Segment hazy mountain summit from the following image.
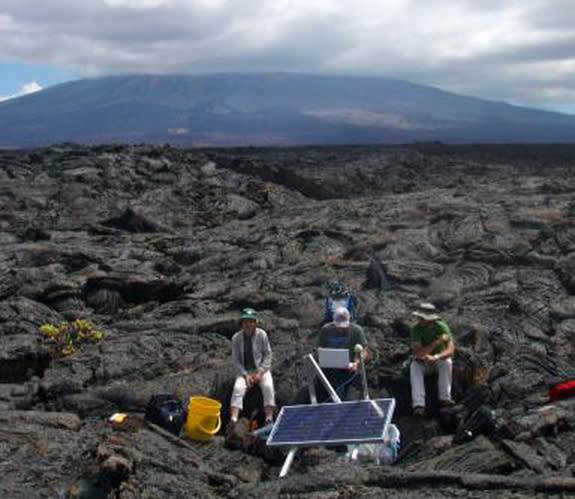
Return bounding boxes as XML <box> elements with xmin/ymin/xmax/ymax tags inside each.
<box><xmin>1</xmin><ymin>73</ymin><xmax>574</xmax><ymax>148</ymax></box>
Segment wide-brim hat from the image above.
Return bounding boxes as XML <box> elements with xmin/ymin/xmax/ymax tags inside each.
<box><xmin>412</xmin><ymin>302</ymin><xmax>440</xmax><ymax>321</ymax></box>
<box><xmin>240</xmin><ymin>308</ymin><xmax>258</xmax><ymax>321</ymax></box>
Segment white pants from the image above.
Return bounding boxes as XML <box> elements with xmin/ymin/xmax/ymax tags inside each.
<box><xmin>410</xmin><ymin>358</ymin><xmax>452</xmax><ymax>408</ymax></box>
<box><xmin>231</xmin><ymin>371</ymin><xmax>275</xmax><ymax>410</ymax></box>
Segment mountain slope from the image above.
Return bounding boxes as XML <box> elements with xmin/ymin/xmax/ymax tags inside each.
<box><xmin>1</xmin><ymin>73</ymin><xmax>574</xmax><ymax>147</ymax></box>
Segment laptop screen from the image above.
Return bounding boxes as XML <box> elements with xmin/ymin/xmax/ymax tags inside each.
<box><xmin>318</xmin><ymin>348</ymin><xmax>350</xmax><ymax>369</ymax></box>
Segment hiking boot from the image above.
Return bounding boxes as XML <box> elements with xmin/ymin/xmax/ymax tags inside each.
<box><xmin>413</xmin><ymin>406</ymin><xmax>425</xmax><ymax>417</ymax></box>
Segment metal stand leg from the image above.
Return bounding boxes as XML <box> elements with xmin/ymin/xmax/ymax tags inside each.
<box><xmin>279</xmin><ymin>447</ymin><xmax>297</xmax><ymax>478</ymax></box>
<box><xmin>307</xmin><ymin>373</ymin><xmax>317</xmax><ymax>405</ymax></box>
<box><xmin>359</xmin><ymin>356</ymin><xmax>369</xmax><ymax>400</ymax></box>
<box><xmin>350</xmin><ymin>345</ymin><xmax>370</xmax><ymax>461</ymax></box>
<box><xmin>306</xmin><ymin>354</ymin><xmax>342</xmax><ymax>403</ymax></box>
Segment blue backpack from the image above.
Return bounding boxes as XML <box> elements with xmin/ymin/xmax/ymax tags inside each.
<box><xmin>323</xmin><ymin>282</ymin><xmax>357</xmax><ymax>323</ymax></box>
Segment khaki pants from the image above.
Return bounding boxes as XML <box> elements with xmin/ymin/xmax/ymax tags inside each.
<box><xmin>410</xmin><ymin>358</ymin><xmax>452</xmax><ymax>408</ymax></box>
<box><xmin>231</xmin><ymin>371</ymin><xmax>275</xmax><ymax>410</ymax></box>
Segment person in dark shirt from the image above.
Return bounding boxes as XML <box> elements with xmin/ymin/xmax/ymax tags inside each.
<box><xmin>316</xmin><ymin>307</ymin><xmax>369</xmax><ymax>401</ymax></box>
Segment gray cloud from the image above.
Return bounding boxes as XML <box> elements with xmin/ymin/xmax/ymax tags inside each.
<box><xmin>522</xmin><ymin>0</ymin><xmax>575</xmax><ymax>30</ymax></box>
<box><xmin>1</xmin><ymin>0</ymin><xmax>574</xmax><ymax>113</ymax></box>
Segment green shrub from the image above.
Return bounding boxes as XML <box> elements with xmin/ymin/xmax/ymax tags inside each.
<box><xmin>39</xmin><ymin>319</ymin><xmax>104</xmax><ymax>357</ymax></box>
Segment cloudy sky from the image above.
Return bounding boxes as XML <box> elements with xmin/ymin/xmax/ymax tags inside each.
<box><xmin>1</xmin><ymin>0</ymin><xmax>574</xmax><ymax>113</ymax></box>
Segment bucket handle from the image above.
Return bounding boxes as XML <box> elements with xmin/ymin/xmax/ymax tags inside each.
<box><xmin>197</xmin><ymin>415</ymin><xmax>221</xmax><ymax>436</ymax></box>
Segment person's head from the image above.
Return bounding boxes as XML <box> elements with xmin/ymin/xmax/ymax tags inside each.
<box><xmin>333</xmin><ymin>306</ymin><xmax>351</xmax><ymax>327</ymax></box>
<box><xmin>412</xmin><ymin>302</ymin><xmax>440</xmax><ymax>324</ymax></box>
<box><xmin>240</xmin><ymin>307</ymin><xmax>258</xmax><ymax>335</ymax></box>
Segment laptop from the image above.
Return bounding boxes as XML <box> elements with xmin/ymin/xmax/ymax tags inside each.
<box><xmin>317</xmin><ymin>348</ymin><xmax>350</xmax><ymax>369</ymax></box>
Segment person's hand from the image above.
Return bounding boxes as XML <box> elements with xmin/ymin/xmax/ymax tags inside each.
<box><xmin>245</xmin><ymin>374</ymin><xmax>254</xmax><ymax>387</ymax></box>
<box><xmin>348</xmin><ymin>361</ymin><xmax>359</xmax><ymax>372</ymax></box>
<box><xmin>252</xmin><ymin>372</ymin><xmax>263</xmax><ymax>385</ymax></box>
<box><xmin>423</xmin><ymin>354</ymin><xmax>437</xmax><ymax>364</ymax></box>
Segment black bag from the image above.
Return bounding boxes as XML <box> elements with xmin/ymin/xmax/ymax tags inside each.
<box><xmin>145</xmin><ymin>394</ymin><xmax>187</xmax><ymax>435</ymax></box>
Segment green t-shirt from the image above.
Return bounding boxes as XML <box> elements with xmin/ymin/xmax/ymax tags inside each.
<box><xmin>409</xmin><ymin>320</ymin><xmax>452</xmax><ymax>354</ymax></box>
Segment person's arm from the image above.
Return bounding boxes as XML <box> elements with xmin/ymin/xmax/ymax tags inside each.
<box><xmin>434</xmin><ymin>339</ymin><xmax>455</xmax><ymax>361</ymax></box>
<box><xmin>410</xmin><ymin>325</ymin><xmax>428</xmax><ymax>358</ymax></box>
<box><xmin>348</xmin><ymin>326</ymin><xmax>369</xmax><ymax>371</ymax></box>
<box><xmin>257</xmin><ymin>330</ymin><xmax>273</xmax><ymax>375</ymax></box>
<box><xmin>431</xmin><ymin>322</ymin><xmax>454</xmax><ymax>361</ymax></box>
<box><xmin>411</xmin><ymin>338</ymin><xmax>443</xmax><ymax>359</ymax></box>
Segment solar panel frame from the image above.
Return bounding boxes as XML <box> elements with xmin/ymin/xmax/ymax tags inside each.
<box><xmin>266</xmin><ymin>398</ymin><xmax>396</xmax><ymax>447</ymax></box>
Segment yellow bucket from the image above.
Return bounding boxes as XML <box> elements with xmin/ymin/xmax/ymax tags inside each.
<box><xmin>184</xmin><ymin>397</ymin><xmax>222</xmax><ymax>441</ymax></box>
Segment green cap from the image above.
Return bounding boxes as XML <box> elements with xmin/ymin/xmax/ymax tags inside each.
<box><xmin>240</xmin><ymin>308</ymin><xmax>258</xmax><ymax>321</ymax></box>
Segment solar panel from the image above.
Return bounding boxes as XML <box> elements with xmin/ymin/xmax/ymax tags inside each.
<box><xmin>266</xmin><ymin>398</ymin><xmax>395</xmax><ymax>447</ymax></box>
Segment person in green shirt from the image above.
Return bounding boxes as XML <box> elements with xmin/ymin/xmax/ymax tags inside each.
<box><xmin>409</xmin><ymin>302</ymin><xmax>455</xmax><ymax>416</ymax></box>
